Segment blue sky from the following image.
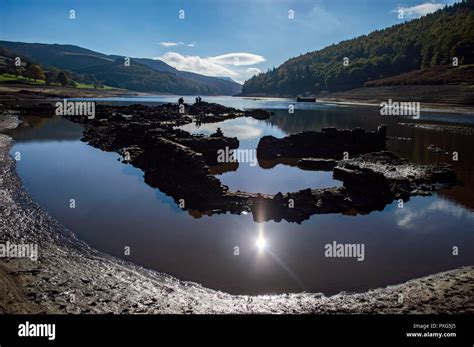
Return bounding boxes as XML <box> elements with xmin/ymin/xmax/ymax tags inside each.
<box><xmin>0</xmin><ymin>0</ymin><xmax>459</xmax><ymax>83</ymax></box>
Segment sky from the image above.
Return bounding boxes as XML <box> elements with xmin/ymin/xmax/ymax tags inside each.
<box><xmin>0</xmin><ymin>0</ymin><xmax>460</xmax><ymax>83</ymax></box>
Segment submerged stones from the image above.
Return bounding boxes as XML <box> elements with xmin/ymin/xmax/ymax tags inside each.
<box><xmin>236</xmin><ymin>151</ymin><xmax>456</xmax><ymax>223</ymax></box>
<box><xmin>58</xmin><ymin>101</ymin><xmax>456</xmax><ymax>224</ymax></box>
<box><xmin>427</xmin><ymin>144</ymin><xmax>448</xmax><ymax>154</ymax></box>
<box><xmin>399</xmin><ymin>122</ymin><xmax>474</xmax><ymax>136</ymax></box>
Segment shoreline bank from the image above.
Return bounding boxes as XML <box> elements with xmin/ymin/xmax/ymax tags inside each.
<box><xmin>316</xmin><ymin>98</ymin><xmax>474</xmax><ymax>116</ymax></box>
<box><xmin>240</xmin><ymin>84</ymin><xmax>474</xmax><ymax>115</ymax></box>
<box><xmin>0</xmin><ymin>110</ymin><xmax>473</xmax><ymax>314</ymax></box>
<box><xmin>2</xmin><ymin>83</ymin><xmax>474</xmax><ymax>116</ymax></box>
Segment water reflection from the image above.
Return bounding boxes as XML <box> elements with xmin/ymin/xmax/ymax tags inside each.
<box><xmin>256</xmin><ymin>225</ymin><xmax>267</xmax><ymax>252</ymax></box>
<box><xmin>185</xmin><ymin>118</ymin><xmax>264</xmax><ymax>140</ymax></box>
<box><xmin>180</xmin><ymin>117</ymin><xmax>342</xmax><ymax>194</ymax></box>
<box><xmin>180</xmin><ymin>108</ymin><xmax>474</xmax><ymax>210</ymax></box>
<box><xmin>7</xmin><ymin>101</ymin><xmax>474</xmax><ymax>295</ymax></box>
<box><xmin>6</xmin><ymin>115</ymin><xmax>83</xmax><ymax>142</ymax></box>
<box><xmin>396</xmin><ymin>198</ymin><xmax>474</xmax><ymax>230</ymax></box>
<box><xmin>263</xmin><ymin>108</ymin><xmax>474</xmax><ymax>211</ymax></box>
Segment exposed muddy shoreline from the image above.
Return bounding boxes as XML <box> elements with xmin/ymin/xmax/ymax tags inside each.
<box><xmin>2</xmin><ymin>82</ymin><xmax>474</xmax><ymax>115</ymax></box>
<box><xmin>317</xmin><ymin>85</ymin><xmax>474</xmax><ymax>114</ymax></box>
<box><xmin>0</xmin><ymin>83</ymin><xmax>146</xmax><ymax>101</ymax></box>
<box><xmin>1</xmin><ymin>109</ymin><xmax>473</xmax><ymax>314</ymax></box>
<box><xmin>240</xmin><ymin>84</ymin><xmax>474</xmax><ymax>115</ymax></box>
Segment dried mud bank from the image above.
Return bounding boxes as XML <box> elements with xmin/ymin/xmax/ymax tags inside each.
<box><xmin>317</xmin><ymin>85</ymin><xmax>474</xmax><ymax>115</ymax></box>
<box><xmin>0</xmin><ymin>109</ymin><xmax>473</xmax><ymax>314</ymax></box>
<box><xmin>0</xmin><ymin>83</ymin><xmax>142</xmax><ymax>101</ymax></box>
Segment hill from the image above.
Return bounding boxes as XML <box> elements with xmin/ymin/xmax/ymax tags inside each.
<box><xmin>0</xmin><ymin>41</ymin><xmax>241</xmax><ymax>95</ymax></box>
<box><xmin>133</xmin><ymin>57</ymin><xmax>241</xmax><ymax>94</ymax></box>
<box><xmin>74</xmin><ymin>60</ymin><xmax>216</xmax><ymax>94</ymax></box>
<box><xmin>241</xmin><ymin>1</ymin><xmax>474</xmax><ymax>96</ymax></box>
<box><xmin>363</xmin><ymin>64</ymin><xmax>474</xmax><ymax>87</ymax></box>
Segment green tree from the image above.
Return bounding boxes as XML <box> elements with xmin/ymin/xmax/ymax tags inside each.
<box><xmin>5</xmin><ymin>65</ymin><xmax>18</xmax><ymax>77</ymax></box>
<box><xmin>45</xmin><ymin>70</ymin><xmax>58</xmax><ymax>85</ymax></box>
<box><xmin>56</xmin><ymin>71</ymin><xmax>69</xmax><ymax>86</ymax></box>
<box><xmin>26</xmin><ymin>64</ymin><xmax>45</xmax><ymax>81</ymax></box>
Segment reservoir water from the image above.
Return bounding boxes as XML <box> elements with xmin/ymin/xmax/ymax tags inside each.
<box><xmin>8</xmin><ymin>96</ymin><xmax>474</xmax><ymax>295</ymax></box>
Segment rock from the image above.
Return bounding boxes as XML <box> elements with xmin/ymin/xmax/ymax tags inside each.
<box><xmin>63</xmin><ymin>104</ymin><xmax>455</xmax><ymax>223</ymax></box>
<box><xmin>257</xmin><ymin>126</ymin><xmax>387</xmax><ymax>160</ymax></box>
<box><xmin>297</xmin><ymin>158</ymin><xmax>338</xmax><ymax>171</ymax></box>
<box><xmin>427</xmin><ymin>144</ymin><xmax>447</xmax><ymax>153</ymax></box>
<box><xmin>188</xmin><ymin>101</ymin><xmax>240</xmax><ymax>117</ymax></box>
<box><xmin>15</xmin><ymin>103</ymin><xmax>55</xmax><ymax>117</ymax></box>
<box><xmin>399</xmin><ymin>122</ymin><xmax>474</xmax><ymax>136</ymax></box>
<box><xmin>210</xmin><ymin>127</ymin><xmax>224</xmax><ymax>137</ymax></box>
<box><xmin>244</xmin><ymin>109</ymin><xmax>271</xmax><ymax>120</ymax></box>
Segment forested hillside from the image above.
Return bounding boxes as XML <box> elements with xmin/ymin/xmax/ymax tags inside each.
<box><xmin>0</xmin><ymin>41</ymin><xmax>241</xmax><ymax>95</ymax></box>
<box><xmin>75</xmin><ymin>59</ymin><xmax>228</xmax><ymax>95</ymax></box>
<box><xmin>242</xmin><ymin>1</ymin><xmax>474</xmax><ymax>96</ymax></box>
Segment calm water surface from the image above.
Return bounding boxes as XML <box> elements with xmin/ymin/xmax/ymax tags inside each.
<box><xmin>8</xmin><ymin>96</ymin><xmax>474</xmax><ymax>295</ymax></box>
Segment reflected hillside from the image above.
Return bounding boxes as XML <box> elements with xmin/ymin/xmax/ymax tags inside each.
<box><xmin>7</xmin><ymin>115</ymin><xmax>84</xmax><ymax>142</ymax></box>
<box><xmin>263</xmin><ymin>108</ymin><xmax>381</xmax><ymax>134</ymax></box>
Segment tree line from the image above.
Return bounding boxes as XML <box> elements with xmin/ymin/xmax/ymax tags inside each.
<box><xmin>242</xmin><ymin>1</ymin><xmax>474</xmax><ymax>96</ymax></box>
<box><xmin>0</xmin><ymin>47</ymin><xmax>103</xmax><ymax>88</ymax></box>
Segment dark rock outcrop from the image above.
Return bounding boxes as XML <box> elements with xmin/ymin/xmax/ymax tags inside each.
<box><xmin>257</xmin><ymin>125</ymin><xmax>387</xmax><ymax>160</ymax></box>
<box><xmin>244</xmin><ymin>109</ymin><xmax>271</xmax><ymax>120</ymax></box>
<box><xmin>427</xmin><ymin>144</ymin><xmax>447</xmax><ymax>153</ymax></box>
<box><xmin>231</xmin><ymin>151</ymin><xmax>456</xmax><ymax>223</ymax></box>
<box><xmin>57</xmin><ymin>102</ymin><xmax>455</xmax><ymax>223</ymax></box>
<box><xmin>297</xmin><ymin>158</ymin><xmax>338</xmax><ymax>171</ymax></box>
<box><xmin>14</xmin><ymin>103</ymin><xmax>55</xmax><ymax>117</ymax></box>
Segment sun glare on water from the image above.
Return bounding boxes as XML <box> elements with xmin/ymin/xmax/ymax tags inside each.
<box><xmin>256</xmin><ymin>236</ymin><xmax>266</xmax><ymax>251</ymax></box>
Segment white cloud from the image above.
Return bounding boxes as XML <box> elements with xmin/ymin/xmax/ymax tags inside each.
<box><xmin>246</xmin><ymin>67</ymin><xmax>262</xmax><ymax>76</ymax></box>
<box><xmin>157</xmin><ymin>52</ymin><xmax>240</xmax><ymax>77</ymax></box>
<box><xmin>159</xmin><ymin>41</ymin><xmax>196</xmax><ymax>47</ymax></box>
<box><xmin>394</xmin><ymin>2</ymin><xmax>445</xmax><ymax>19</ymax></box>
<box><xmin>181</xmin><ymin>118</ymin><xmax>263</xmax><ymax>140</ymax></box>
<box><xmin>209</xmin><ymin>53</ymin><xmax>266</xmax><ymax>66</ymax></box>
<box><xmin>159</xmin><ymin>42</ymin><xmax>179</xmax><ymax>47</ymax></box>
<box><xmin>155</xmin><ymin>52</ymin><xmax>265</xmax><ymax>83</ymax></box>
<box><xmin>395</xmin><ymin>198</ymin><xmax>474</xmax><ymax>230</ymax></box>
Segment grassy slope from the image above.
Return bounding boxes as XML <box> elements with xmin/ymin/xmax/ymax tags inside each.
<box><xmin>0</xmin><ymin>41</ymin><xmax>242</xmax><ymax>95</ymax></box>
<box><xmin>0</xmin><ymin>73</ymin><xmax>119</xmax><ymax>90</ymax></box>
<box><xmin>0</xmin><ymin>73</ymin><xmax>45</xmax><ymax>84</ymax></box>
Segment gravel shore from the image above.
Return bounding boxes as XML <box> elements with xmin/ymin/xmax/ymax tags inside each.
<box><xmin>0</xmin><ymin>110</ymin><xmax>473</xmax><ymax>314</ymax></box>
<box><xmin>0</xmin><ymin>83</ymin><xmax>144</xmax><ymax>101</ymax></box>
